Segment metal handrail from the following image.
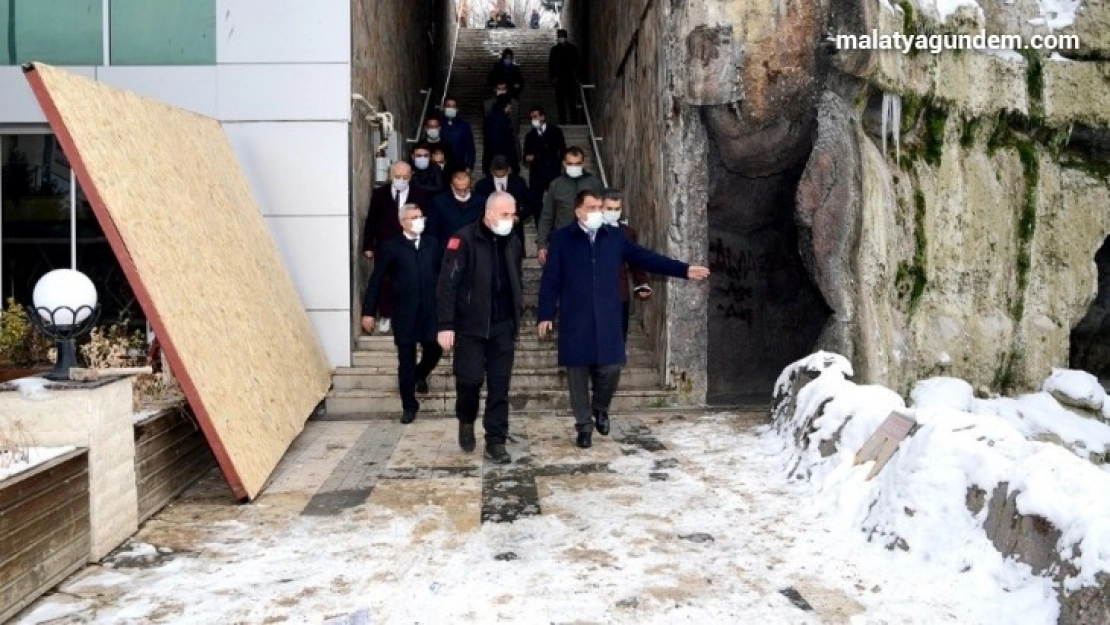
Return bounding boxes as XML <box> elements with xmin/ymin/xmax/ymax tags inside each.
<box><xmin>578</xmin><ymin>83</ymin><xmax>608</xmax><ymax>186</ymax></box>
<box><xmin>406</xmin><ymin>88</ymin><xmax>433</xmax><ymax>143</ymax></box>
<box><xmin>439</xmin><ymin>4</ymin><xmax>464</xmax><ymax>109</ymax></box>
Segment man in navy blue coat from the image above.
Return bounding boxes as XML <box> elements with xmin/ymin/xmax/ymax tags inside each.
<box><xmin>537</xmin><ymin>190</ymin><xmax>710</xmax><ymax>448</ymax></box>
<box><xmin>362</xmin><ymin>204</ymin><xmax>444</xmax><ymax>424</ymax></box>
<box><xmin>429</xmin><ymin>169</ymin><xmax>487</xmax><ymax>248</ymax></box>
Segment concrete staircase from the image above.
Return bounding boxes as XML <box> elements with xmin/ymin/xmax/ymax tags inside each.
<box><xmin>325</xmin><ymin>29</ymin><xmax>661</xmax><ymax>416</ymax></box>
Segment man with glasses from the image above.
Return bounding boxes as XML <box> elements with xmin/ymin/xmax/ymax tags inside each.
<box><xmin>536</xmin><ymin>146</ymin><xmax>600</xmax><ymax>265</ymax></box>
<box><xmin>537</xmin><ymin>190</ymin><xmax>710</xmax><ymax>448</ymax></box>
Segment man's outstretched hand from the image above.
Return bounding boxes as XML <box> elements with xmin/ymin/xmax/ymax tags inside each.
<box><xmin>687</xmin><ymin>266</ymin><xmax>710</xmax><ymax>280</ymax></box>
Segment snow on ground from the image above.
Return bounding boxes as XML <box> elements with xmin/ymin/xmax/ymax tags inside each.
<box><xmin>0</xmin><ymin>446</ymin><xmax>74</xmax><ymax>482</ymax></box>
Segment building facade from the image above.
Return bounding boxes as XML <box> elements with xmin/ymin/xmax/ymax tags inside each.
<box><xmin>1</xmin><ymin>0</ymin><xmax>354</xmax><ymax>367</ymax></box>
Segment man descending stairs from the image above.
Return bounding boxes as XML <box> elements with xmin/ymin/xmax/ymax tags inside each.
<box><xmin>326</xmin><ymin>28</ymin><xmax>676</xmax><ymax>416</ymax></box>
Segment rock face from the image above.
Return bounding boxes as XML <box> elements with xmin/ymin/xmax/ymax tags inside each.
<box><xmin>572</xmin><ymin>0</ymin><xmax>1110</xmax><ymax>402</ymax></box>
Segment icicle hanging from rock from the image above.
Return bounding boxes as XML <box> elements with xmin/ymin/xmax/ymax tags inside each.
<box><xmin>881</xmin><ymin>92</ymin><xmax>902</xmax><ymax>162</ymax></box>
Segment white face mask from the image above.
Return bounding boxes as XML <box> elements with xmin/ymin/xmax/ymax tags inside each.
<box><xmin>454</xmin><ymin>191</ymin><xmax>471</xmax><ymax>202</ymax></box>
<box><xmin>392</xmin><ymin>178</ymin><xmax>409</xmax><ymax>192</ymax></box>
<box><xmin>565</xmin><ymin>165</ymin><xmax>583</xmax><ymax>178</ymax></box>
<box><xmin>414</xmin><ymin>156</ymin><xmax>430</xmax><ymax>170</ymax></box>
<box><xmin>426</xmin><ymin>128</ymin><xmax>440</xmax><ymax>140</ymax></box>
<box><xmin>491</xmin><ymin>218</ymin><xmax>514</xmax><ymax>237</ymax></box>
<box><xmin>531</xmin><ymin>119</ymin><xmax>543</xmax><ymax>129</ymax></box>
<box><xmin>495</xmin><ymin>89</ymin><xmax>508</xmax><ymax>96</ymax></box>
<box><xmin>602</xmin><ymin>210</ymin><xmax>622</xmax><ymax>225</ymax></box>
<box><xmin>558</xmin><ymin>38</ymin><xmax>567</xmax><ymax>45</ymax></box>
<box><xmin>582</xmin><ymin>212</ymin><xmax>605</xmax><ymax>231</ymax></box>
<box><xmin>494</xmin><ymin>175</ymin><xmax>509</xmax><ymax>185</ymax></box>
<box><xmin>444</xmin><ymin>107</ymin><xmax>458</xmax><ymax>119</ymax></box>
<box><xmin>410</xmin><ymin>217</ymin><xmax>426</xmax><ymax>234</ymax></box>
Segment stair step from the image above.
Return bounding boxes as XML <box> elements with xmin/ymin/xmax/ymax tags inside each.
<box><xmin>355</xmin><ymin>333</ymin><xmax>653</xmax><ymax>351</ymax></box>
<box><xmin>324</xmin><ymin>387</ymin><xmax>677</xmax><ymax>415</ymax></box>
<box><xmin>349</xmin><ymin>347</ymin><xmax>656</xmax><ymax>369</ymax></box>
<box><xmin>331</xmin><ymin>366</ymin><xmax>660</xmax><ymax>390</ymax></box>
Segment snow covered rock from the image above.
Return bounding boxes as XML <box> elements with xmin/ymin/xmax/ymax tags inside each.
<box><xmin>1042</xmin><ymin>368</ymin><xmax>1106</xmax><ymax>413</ymax></box>
<box><xmin>909</xmin><ymin>377</ymin><xmax>975</xmax><ymax>412</ymax></box>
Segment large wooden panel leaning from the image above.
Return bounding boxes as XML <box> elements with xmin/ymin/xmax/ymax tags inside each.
<box><xmin>0</xmin><ymin>450</ymin><xmax>91</xmax><ymax>623</ymax></box>
<box><xmin>23</xmin><ymin>63</ymin><xmax>332</xmax><ymax>501</ymax></box>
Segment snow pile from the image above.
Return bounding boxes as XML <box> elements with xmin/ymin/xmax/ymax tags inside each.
<box><xmin>906</xmin><ymin>0</ymin><xmax>1080</xmax><ymax>29</ymax></box>
<box><xmin>0</xmin><ymin>446</ymin><xmax>74</xmax><ymax>482</ymax></box>
<box><xmin>9</xmin><ymin>377</ymin><xmax>51</xmax><ymax>401</ymax></box>
<box><xmin>773</xmin><ymin>353</ymin><xmax>1110</xmax><ymax>611</ymax></box>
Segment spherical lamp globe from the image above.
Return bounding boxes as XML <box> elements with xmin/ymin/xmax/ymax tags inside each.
<box><xmin>32</xmin><ymin>269</ymin><xmax>98</xmax><ymax>326</ymax></box>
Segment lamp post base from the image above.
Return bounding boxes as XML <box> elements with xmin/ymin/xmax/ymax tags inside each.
<box><xmin>42</xmin><ymin>339</ymin><xmax>79</xmax><ymax>382</ymax></box>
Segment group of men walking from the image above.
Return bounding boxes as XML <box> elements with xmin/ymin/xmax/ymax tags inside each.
<box><xmin>359</xmin><ymin>30</ymin><xmax>710</xmax><ymax>463</ymax></box>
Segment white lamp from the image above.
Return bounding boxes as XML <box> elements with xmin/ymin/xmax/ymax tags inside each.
<box><xmin>29</xmin><ymin>269</ymin><xmax>100</xmax><ymax>381</ymax></box>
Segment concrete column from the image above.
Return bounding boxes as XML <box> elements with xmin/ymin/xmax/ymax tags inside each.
<box><xmin>0</xmin><ymin>377</ymin><xmax>138</xmax><ymax>561</ymax></box>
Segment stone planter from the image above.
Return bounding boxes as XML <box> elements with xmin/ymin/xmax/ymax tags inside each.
<box><xmin>133</xmin><ymin>406</ymin><xmax>216</xmax><ymax>522</ymax></box>
<box><xmin>0</xmin><ymin>449</ymin><xmax>90</xmax><ymax>622</ymax></box>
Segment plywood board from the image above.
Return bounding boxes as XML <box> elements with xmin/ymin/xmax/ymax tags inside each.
<box><xmin>24</xmin><ymin>63</ymin><xmax>332</xmax><ymax>501</ymax></box>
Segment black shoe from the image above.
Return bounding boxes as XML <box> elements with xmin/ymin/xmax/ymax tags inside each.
<box><xmin>576</xmin><ymin>431</ymin><xmax>592</xmax><ymax>448</ymax></box>
<box><xmin>459</xmin><ymin>422</ymin><xmax>476</xmax><ymax>452</ymax></box>
<box><xmin>594</xmin><ymin>410</ymin><xmax>610</xmax><ymax>436</ymax></box>
<box><xmin>415</xmin><ymin>378</ymin><xmax>429</xmax><ymax>394</ymax></box>
<box><xmin>484</xmin><ymin>443</ymin><xmax>512</xmax><ymax>464</ymax></box>
<box><xmin>400</xmin><ymin>410</ymin><xmax>417</xmax><ymax>424</ymax></box>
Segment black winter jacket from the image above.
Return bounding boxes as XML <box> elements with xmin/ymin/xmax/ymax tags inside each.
<box><xmin>436</xmin><ymin>221</ymin><xmax>524</xmax><ymax>339</ymax></box>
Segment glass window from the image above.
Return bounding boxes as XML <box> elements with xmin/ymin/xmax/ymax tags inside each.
<box><xmin>0</xmin><ymin>0</ymin><xmax>104</xmax><ymax>66</ymax></box>
<box><xmin>110</xmin><ymin>0</ymin><xmax>216</xmax><ymax>66</ymax></box>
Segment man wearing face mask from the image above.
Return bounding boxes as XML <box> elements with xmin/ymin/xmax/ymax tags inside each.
<box><xmin>410</xmin><ymin>144</ymin><xmax>445</xmax><ymax>196</ymax></box>
<box><xmin>537</xmin><ymin>190</ymin><xmax>711</xmax><ymax>449</ymax></box>
<box><xmin>362</xmin><ymin>161</ymin><xmax>431</xmax><ymax>334</ymax></box>
<box><xmin>548</xmin><ymin>29</ymin><xmax>581</xmax><ymax>125</ymax></box>
<box><xmin>601</xmin><ymin>188</ymin><xmax>652</xmax><ymax>340</ymax></box>
<box><xmin>436</xmin><ymin>192</ymin><xmax>524</xmax><ymax>464</ymax></box>
<box><xmin>482</xmin><ymin>95</ymin><xmax>521</xmax><ymax>176</ymax></box>
<box><xmin>420</xmin><ymin>115</ymin><xmax>457</xmax><ymax>171</ymax></box>
<box><xmin>476</xmin><ymin>155</ymin><xmax>529</xmax><ymax>239</ymax></box>
<box><xmin>537</xmin><ymin>146</ymin><xmax>600</xmax><ymax>264</ymax></box>
<box><xmin>440</xmin><ymin>97</ymin><xmax>475</xmax><ymax>173</ymax></box>
<box><xmin>429</xmin><ymin>169</ymin><xmax>487</xmax><ymax>247</ymax></box>
<box><xmin>362</xmin><ymin>205</ymin><xmax>444</xmax><ymax>424</ymax></box>
<box><xmin>486</xmin><ymin>48</ymin><xmax>525</xmax><ymax>101</ymax></box>
<box><xmin>523</xmin><ymin>106</ymin><xmax>566</xmax><ymax>227</ymax></box>
<box><xmin>483</xmin><ymin>80</ymin><xmax>520</xmax><ymax>136</ymax></box>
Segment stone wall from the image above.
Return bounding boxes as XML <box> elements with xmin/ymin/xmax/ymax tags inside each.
<box><xmin>350</xmin><ymin>0</ymin><xmax>439</xmax><ymax>337</ymax></box>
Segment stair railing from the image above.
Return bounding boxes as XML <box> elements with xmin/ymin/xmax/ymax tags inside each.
<box><xmin>578</xmin><ymin>82</ymin><xmax>608</xmax><ymax>187</ymax></box>
<box><xmin>439</xmin><ymin>3</ymin><xmax>464</xmax><ymax>109</ymax></box>
<box><xmin>407</xmin><ymin>88</ymin><xmax>433</xmax><ymax>144</ymax></box>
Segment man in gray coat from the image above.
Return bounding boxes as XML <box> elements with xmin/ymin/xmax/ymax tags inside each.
<box><xmin>537</xmin><ymin>146</ymin><xmax>601</xmax><ymax>264</ymax></box>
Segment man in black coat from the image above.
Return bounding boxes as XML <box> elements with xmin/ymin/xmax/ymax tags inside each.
<box><xmin>548</xmin><ymin>29</ymin><xmax>581</xmax><ymax>124</ymax></box>
<box><xmin>522</xmin><ymin>106</ymin><xmax>566</xmax><ymax>227</ymax></box>
<box><xmin>361</xmin><ymin>162</ymin><xmax>431</xmax><ymax>334</ymax></box>
<box><xmin>487</xmin><ymin>48</ymin><xmax>525</xmax><ymax>100</ymax></box>
<box><xmin>436</xmin><ymin>192</ymin><xmax>524</xmax><ymax>464</ymax></box>
<box><xmin>362</xmin><ymin>204</ymin><xmax>444</xmax><ymax>424</ymax></box>
<box><xmin>475</xmin><ymin>155</ymin><xmax>529</xmax><ymax>242</ymax></box>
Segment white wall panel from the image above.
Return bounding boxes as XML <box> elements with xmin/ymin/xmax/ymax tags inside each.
<box><xmin>223</xmin><ymin>121</ymin><xmax>348</xmax><ymax>216</ymax></box>
<box><xmin>0</xmin><ymin>66</ymin><xmax>96</xmax><ymax>124</ymax></box>
<box><xmin>264</xmin><ymin>215</ymin><xmax>350</xmax><ymax>311</ymax></box>
<box><xmin>95</xmin><ymin>66</ymin><xmax>217</xmax><ymax>117</ymax></box>
<box><xmin>216</xmin><ymin>63</ymin><xmax>349</xmax><ymax>122</ymax></box>
<box><xmin>217</xmin><ymin>0</ymin><xmax>350</xmax><ymax>64</ymax></box>
<box><xmin>308</xmin><ymin>310</ymin><xmax>351</xmax><ymax>368</ymax></box>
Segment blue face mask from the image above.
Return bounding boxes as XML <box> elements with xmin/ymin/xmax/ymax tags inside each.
<box><xmin>503</xmin><ymin>58</ymin><xmax>513</xmax><ymax>66</ymax></box>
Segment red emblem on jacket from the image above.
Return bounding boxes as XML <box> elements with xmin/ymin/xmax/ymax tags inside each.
<box><xmin>447</xmin><ymin>237</ymin><xmax>461</xmax><ymax>250</ymax></box>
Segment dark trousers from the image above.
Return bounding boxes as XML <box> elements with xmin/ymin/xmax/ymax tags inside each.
<box><xmin>398</xmin><ymin>341</ymin><xmax>443</xmax><ymax>412</ymax></box>
<box><xmin>453</xmin><ymin>320</ymin><xmax>516</xmax><ymax>444</ymax></box>
<box><xmin>555</xmin><ymin>81</ymin><xmax>579</xmax><ymax>124</ymax></box>
<box><xmin>567</xmin><ymin>364</ymin><xmax>622</xmax><ymax>433</ymax></box>
<box><xmin>621</xmin><ymin>300</ymin><xmax>630</xmax><ymax>341</ymax></box>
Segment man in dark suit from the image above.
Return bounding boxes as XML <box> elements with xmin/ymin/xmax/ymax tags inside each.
<box><xmin>362</xmin><ymin>162</ymin><xmax>430</xmax><ymax>334</ymax></box>
<box><xmin>549</xmin><ymin>29</ymin><xmax>581</xmax><ymax>124</ymax></box>
<box><xmin>537</xmin><ymin>190</ymin><xmax>710</xmax><ymax>448</ymax></box>
<box><xmin>429</xmin><ymin>169</ymin><xmax>487</xmax><ymax>247</ymax></box>
<box><xmin>475</xmin><ymin>155</ymin><xmax>529</xmax><ymax>241</ymax></box>
<box><xmin>522</xmin><ymin>106</ymin><xmax>566</xmax><ymax>228</ymax></box>
<box><xmin>362</xmin><ymin>204</ymin><xmax>444</xmax><ymax>424</ymax></box>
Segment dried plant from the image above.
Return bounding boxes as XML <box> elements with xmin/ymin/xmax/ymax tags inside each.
<box><xmin>80</xmin><ymin>320</ymin><xmax>147</xmax><ymax>369</ymax></box>
<box><xmin>0</xmin><ymin>298</ymin><xmax>51</xmax><ymax>366</ymax></box>
<box><xmin>0</xmin><ymin>421</ymin><xmax>34</xmax><ymax>470</ymax></box>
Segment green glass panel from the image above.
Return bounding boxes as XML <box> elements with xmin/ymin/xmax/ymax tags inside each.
<box><xmin>0</xmin><ymin>0</ymin><xmax>104</xmax><ymax>66</ymax></box>
<box><xmin>110</xmin><ymin>0</ymin><xmax>215</xmax><ymax>65</ymax></box>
